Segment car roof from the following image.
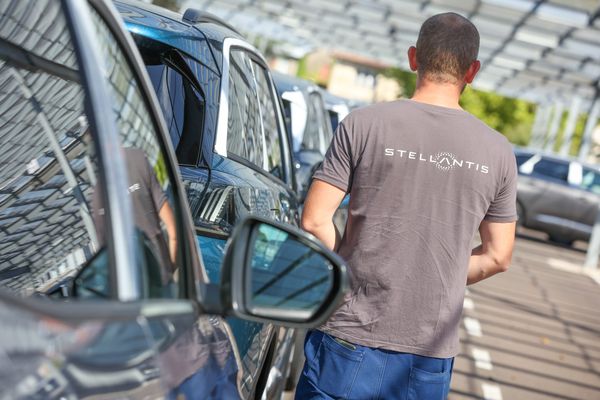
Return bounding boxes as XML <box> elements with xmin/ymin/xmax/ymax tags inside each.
<box><xmin>514</xmin><ymin>146</ymin><xmax>600</xmax><ymax>171</ymax></box>
<box><xmin>116</xmin><ymin>0</ymin><xmax>246</xmax><ymax>74</ymax></box>
<box><xmin>272</xmin><ymin>71</ymin><xmax>321</xmax><ymax>94</ymax></box>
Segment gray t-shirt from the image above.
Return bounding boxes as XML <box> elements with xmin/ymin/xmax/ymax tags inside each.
<box><xmin>314</xmin><ymin>99</ymin><xmax>517</xmax><ymax>358</ymax></box>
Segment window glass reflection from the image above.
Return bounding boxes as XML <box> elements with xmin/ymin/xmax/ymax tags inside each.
<box><xmin>227</xmin><ymin>50</ymin><xmax>263</xmax><ymax>168</ymax></box>
<box><xmin>302</xmin><ymin>93</ymin><xmax>321</xmax><ymax>152</ymax></box>
<box><xmin>0</xmin><ymin>0</ymin><xmax>104</xmax><ymax>298</ymax></box>
<box><xmin>196</xmin><ymin>235</ymin><xmax>226</xmax><ymax>283</ymax></box>
<box><xmin>250</xmin><ymin>224</ymin><xmax>332</xmax><ymax>313</ymax></box>
<box><xmin>532</xmin><ymin>159</ymin><xmax>569</xmax><ymax>182</ymax></box>
<box><xmin>252</xmin><ymin>62</ymin><xmax>283</xmax><ymax>180</ymax></box>
<box><xmin>89</xmin><ymin>8</ymin><xmax>182</xmax><ymax>298</ymax></box>
<box><xmin>141</xmin><ymin>47</ymin><xmax>204</xmax><ymax>166</ymax></box>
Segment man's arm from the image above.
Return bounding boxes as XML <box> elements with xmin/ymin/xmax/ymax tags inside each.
<box><xmin>301</xmin><ymin>180</ymin><xmax>347</xmax><ymax>251</ymax></box>
<box><xmin>467</xmin><ymin>220</ymin><xmax>515</xmax><ymax>285</ymax></box>
<box><xmin>159</xmin><ymin>201</ymin><xmax>177</xmax><ymax>265</ymax></box>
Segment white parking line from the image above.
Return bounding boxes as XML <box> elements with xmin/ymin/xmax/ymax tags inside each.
<box><xmin>463</xmin><ymin>317</ymin><xmax>482</xmax><ymax>337</ymax></box>
<box><xmin>463</xmin><ymin>297</ymin><xmax>475</xmax><ymax>310</ymax></box>
<box><xmin>481</xmin><ymin>383</ymin><xmax>503</xmax><ymax>400</ymax></box>
<box><xmin>471</xmin><ymin>347</ymin><xmax>493</xmax><ymax>370</ymax></box>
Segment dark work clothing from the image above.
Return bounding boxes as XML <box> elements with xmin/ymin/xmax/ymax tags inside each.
<box><xmin>313</xmin><ymin>100</ymin><xmax>517</xmax><ymax>358</ymax></box>
<box><xmin>92</xmin><ymin>147</ymin><xmax>172</xmax><ymax>284</ymax></box>
<box><xmin>295</xmin><ymin>330</ymin><xmax>453</xmax><ymax>399</ymax></box>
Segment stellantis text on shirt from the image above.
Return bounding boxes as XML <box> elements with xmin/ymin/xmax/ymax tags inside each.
<box><xmin>384</xmin><ymin>148</ymin><xmax>489</xmax><ymax>174</ymax></box>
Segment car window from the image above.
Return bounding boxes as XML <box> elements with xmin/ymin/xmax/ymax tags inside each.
<box><xmin>227</xmin><ymin>50</ymin><xmax>264</xmax><ymax>169</ymax></box>
<box><xmin>0</xmin><ymin>1</ymin><xmax>103</xmax><ymax>297</ymax></box>
<box><xmin>531</xmin><ymin>158</ymin><xmax>569</xmax><ymax>182</ymax></box>
<box><xmin>88</xmin><ymin>7</ymin><xmax>186</xmax><ymax>299</ymax></box>
<box><xmin>302</xmin><ymin>92</ymin><xmax>321</xmax><ymax>152</ymax></box>
<box><xmin>328</xmin><ymin>110</ymin><xmax>340</xmax><ymax>134</ymax></box>
<box><xmin>138</xmin><ymin>44</ymin><xmax>204</xmax><ymax>167</ymax></box>
<box><xmin>281</xmin><ymin>99</ymin><xmax>294</xmax><ymax>146</ymax></box>
<box><xmin>515</xmin><ymin>153</ymin><xmax>533</xmax><ymax>167</ymax></box>
<box><xmin>253</xmin><ymin>62</ymin><xmax>283</xmax><ymax>180</ymax></box>
<box><xmin>311</xmin><ymin>91</ymin><xmax>333</xmax><ymax>149</ymax></box>
<box><xmin>581</xmin><ymin>168</ymin><xmax>600</xmax><ymax>194</ymax></box>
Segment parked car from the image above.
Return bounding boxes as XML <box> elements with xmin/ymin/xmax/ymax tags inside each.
<box><xmin>322</xmin><ymin>91</ymin><xmax>350</xmax><ymax>133</ymax></box>
<box><xmin>0</xmin><ymin>1</ymin><xmax>347</xmax><ymax>399</ymax></box>
<box><xmin>273</xmin><ymin>72</ymin><xmax>334</xmax><ymax>200</ymax></box>
<box><xmin>515</xmin><ymin>148</ymin><xmax>600</xmax><ymax>245</ymax></box>
<box><xmin>117</xmin><ymin>1</ymin><xmax>311</xmax><ymax>396</ymax></box>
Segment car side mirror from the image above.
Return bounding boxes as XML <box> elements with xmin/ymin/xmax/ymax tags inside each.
<box><xmin>215</xmin><ymin>216</ymin><xmax>348</xmax><ymax>327</ymax></box>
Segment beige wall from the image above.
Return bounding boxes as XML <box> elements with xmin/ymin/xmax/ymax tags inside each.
<box><xmin>270</xmin><ymin>57</ymin><xmax>299</xmax><ymax>76</ymax></box>
<box><xmin>327</xmin><ymin>62</ymin><xmax>400</xmax><ymax>103</ymax></box>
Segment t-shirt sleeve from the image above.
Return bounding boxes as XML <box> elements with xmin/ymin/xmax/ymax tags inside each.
<box><xmin>143</xmin><ymin>155</ymin><xmax>167</xmax><ymax>212</ymax></box>
<box><xmin>312</xmin><ymin>120</ymin><xmax>354</xmax><ymax>192</ymax></box>
<box><xmin>485</xmin><ymin>150</ymin><xmax>518</xmax><ymax>222</ymax></box>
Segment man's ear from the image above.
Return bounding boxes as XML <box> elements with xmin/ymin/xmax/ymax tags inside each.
<box><xmin>408</xmin><ymin>46</ymin><xmax>418</xmax><ymax>71</ymax></box>
<box><xmin>465</xmin><ymin>60</ymin><xmax>481</xmax><ymax>84</ymax></box>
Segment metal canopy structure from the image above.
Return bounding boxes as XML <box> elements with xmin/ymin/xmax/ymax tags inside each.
<box><xmin>184</xmin><ymin>0</ymin><xmax>600</xmax><ymax>109</ymax></box>
<box><xmin>183</xmin><ymin>0</ymin><xmax>600</xmax><ymax>268</ymax></box>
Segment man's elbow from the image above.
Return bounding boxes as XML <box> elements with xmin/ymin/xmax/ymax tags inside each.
<box><xmin>494</xmin><ymin>253</ymin><xmax>512</xmax><ymax>273</ymax></box>
<box><xmin>300</xmin><ymin>214</ymin><xmax>321</xmax><ymax>234</ymax></box>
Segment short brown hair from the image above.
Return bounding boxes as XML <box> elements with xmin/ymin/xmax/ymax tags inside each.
<box><xmin>416</xmin><ymin>12</ymin><xmax>480</xmax><ymax>83</ymax></box>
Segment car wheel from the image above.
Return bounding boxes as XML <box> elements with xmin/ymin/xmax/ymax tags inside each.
<box><xmin>549</xmin><ymin>235</ymin><xmax>574</xmax><ymax>247</ymax></box>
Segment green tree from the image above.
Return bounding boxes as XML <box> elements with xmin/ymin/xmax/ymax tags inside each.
<box><xmin>152</xmin><ymin>0</ymin><xmax>180</xmax><ymax>11</ymax></box>
<box><xmin>459</xmin><ymin>87</ymin><xmax>536</xmax><ymax>146</ymax></box>
<box><xmin>383</xmin><ymin>68</ymin><xmax>416</xmax><ymax>98</ymax></box>
<box><xmin>384</xmin><ymin>67</ymin><xmax>536</xmax><ymax>146</ymax></box>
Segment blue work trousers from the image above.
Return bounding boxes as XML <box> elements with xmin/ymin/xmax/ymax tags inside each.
<box><xmin>295</xmin><ymin>330</ymin><xmax>454</xmax><ymax>399</ymax></box>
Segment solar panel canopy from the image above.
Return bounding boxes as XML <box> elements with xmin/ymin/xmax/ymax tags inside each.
<box><xmin>184</xmin><ymin>0</ymin><xmax>600</xmax><ymax>109</ymax></box>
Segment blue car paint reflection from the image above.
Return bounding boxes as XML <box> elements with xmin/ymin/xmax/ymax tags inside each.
<box><xmin>197</xmin><ymin>235</ymin><xmax>264</xmax><ymax>358</ymax></box>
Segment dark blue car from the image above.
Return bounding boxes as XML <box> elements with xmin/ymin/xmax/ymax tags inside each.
<box><xmin>118</xmin><ymin>0</ymin><xmax>313</xmax><ymax>396</ymax></box>
<box><xmin>0</xmin><ymin>0</ymin><xmax>347</xmax><ymax>399</ymax></box>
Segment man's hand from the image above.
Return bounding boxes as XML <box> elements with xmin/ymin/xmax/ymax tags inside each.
<box><xmin>467</xmin><ymin>220</ymin><xmax>516</xmax><ymax>285</ymax></box>
<box><xmin>301</xmin><ymin>179</ymin><xmax>346</xmax><ymax>251</ymax></box>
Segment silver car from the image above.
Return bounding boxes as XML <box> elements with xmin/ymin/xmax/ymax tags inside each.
<box><xmin>515</xmin><ymin>149</ymin><xmax>600</xmax><ymax>245</ymax></box>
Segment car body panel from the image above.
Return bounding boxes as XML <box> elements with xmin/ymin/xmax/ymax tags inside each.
<box><xmin>515</xmin><ymin>148</ymin><xmax>600</xmax><ymax>242</ymax></box>
<box><xmin>119</xmin><ymin>2</ymin><xmax>300</xmax><ymax>397</ymax></box>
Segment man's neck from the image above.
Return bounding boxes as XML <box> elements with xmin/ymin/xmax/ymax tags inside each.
<box><xmin>410</xmin><ymin>78</ymin><xmax>464</xmax><ymax>110</ymax></box>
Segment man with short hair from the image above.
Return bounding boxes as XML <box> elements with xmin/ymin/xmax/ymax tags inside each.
<box><xmin>295</xmin><ymin>12</ymin><xmax>517</xmax><ymax>400</ymax></box>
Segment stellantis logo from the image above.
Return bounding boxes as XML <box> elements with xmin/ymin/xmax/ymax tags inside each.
<box><xmin>384</xmin><ymin>148</ymin><xmax>489</xmax><ymax>174</ymax></box>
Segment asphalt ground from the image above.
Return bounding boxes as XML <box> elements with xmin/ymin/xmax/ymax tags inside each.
<box><xmin>285</xmin><ymin>229</ymin><xmax>600</xmax><ymax>399</ymax></box>
<box><xmin>451</xmin><ymin>229</ymin><xmax>600</xmax><ymax>400</ymax></box>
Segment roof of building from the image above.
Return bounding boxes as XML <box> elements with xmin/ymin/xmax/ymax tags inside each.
<box><xmin>191</xmin><ymin>0</ymin><xmax>600</xmax><ymax>109</ymax></box>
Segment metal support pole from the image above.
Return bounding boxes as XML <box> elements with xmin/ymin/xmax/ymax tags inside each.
<box><xmin>582</xmin><ymin>95</ymin><xmax>600</xmax><ymax>270</ymax></box>
<box><xmin>530</xmin><ymin>104</ymin><xmax>552</xmax><ymax>149</ymax></box>
<box><xmin>585</xmin><ymin>208</ymin><xmax>600</xmax><ymax>269</ymax></box>
<box><xmin>10</xmin><ymin>68</ymin><xmax>99</xmax><ymax>250</ymax></box>
<box><xmin>529</xmin><ymin>104</ymin><xmax>545</xmax><ymax>148</ymax></box>
<box><xmin>578</xmin><ymin>98</ymin><xmax>600</xmax><ymax>162</ymax></box>
<box><xmin>544</xmin><ymin>103</ymin><xmax>564</xmax><ymax>152</ymax></box>
<box><xmin>559</xmin><ymin>96</ymin><xmax>582</xmax><ymax>156</ymax></box>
